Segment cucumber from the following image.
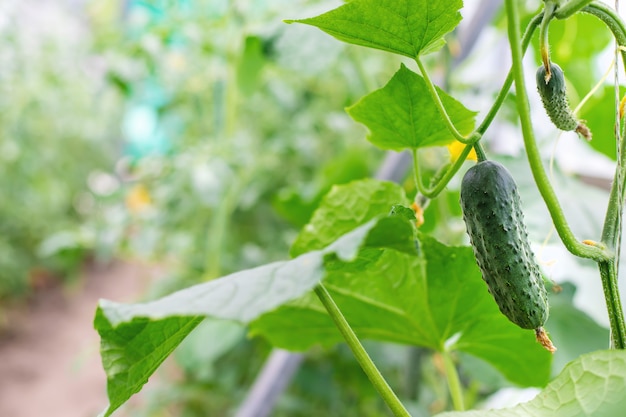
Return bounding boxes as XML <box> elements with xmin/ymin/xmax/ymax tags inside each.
<box><xmin>536</xmin><ymin>63</ymin><xmax>591</xmax><ymax>140</ymax></box>
<box><xmin>460</xmin><ymin>161</ymin><xmax>554</xmax><ymax>350</ymax></box>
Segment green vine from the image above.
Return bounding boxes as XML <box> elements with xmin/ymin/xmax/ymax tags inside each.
<box><xmin>504</xmin><ymin>0</ymin><xmax>610</xmax><ymax>263</ymax></box>
<box><xmin>507</xmin><ymin>0</ymin><xmax>626</xmax><ymax>348</ymax></box>
<box><xmin>571</xmin><ymin>0</ymin><xmax>626</xmax><ymax>349</ymax></box>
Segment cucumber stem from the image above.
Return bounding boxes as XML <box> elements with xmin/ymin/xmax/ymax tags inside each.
<box><xmin>540</xmin><ymin>2</ymin><xmax>557</xmax><ymax>81</ymax></box>
<box><xmin>473</xmin><ymin>142</ymin><xmax>488</xmax><ymax>162</ymax></box>
<box><xmin>314</xmin><ymin>285</ymin><xmax>412</xmax><ymax>417</ymax></box>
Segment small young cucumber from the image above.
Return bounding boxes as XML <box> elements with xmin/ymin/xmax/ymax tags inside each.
<box><xmin>537</xmin><ymin>63</ymin><xmax>591</xmax><ymax>140</ymax></box>
<box><xmin>460</xmin><ymin>161</ymin><xmax>554</xmax><ymax>350</ymax></box>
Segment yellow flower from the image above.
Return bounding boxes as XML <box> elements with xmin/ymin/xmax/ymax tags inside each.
<box><xmin>620</xmin><ymin>95</ymin><xmax>626</xmax><ymax>120</ymax></box>
<box><xmin>447</xmin><ymin>141</ymin><xmax>477</xmax><ymax>162</ymax></box>
<box><xmin>410</xmin><ymin>201</ymin><xmax>425</xmax><ymax>228</ymax></box>
<box><xmin>126</xmin><ymin>184</ymin><xmax>152</xmax><ymax>214</ymax></box>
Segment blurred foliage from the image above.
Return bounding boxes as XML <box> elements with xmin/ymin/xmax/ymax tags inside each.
<box><xmin>0</xmin><ymin>2</ymin><xmax>121</xmax><ymax>298</ymax></box>
<box><xmin>82</xmin><ymin>0</ymin><xmax>385</xmax><ymax>288</ymax></box>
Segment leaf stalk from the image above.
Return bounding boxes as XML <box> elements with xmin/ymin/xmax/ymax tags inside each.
<box><xmin>441</xmin><ymin>350</ymin><xmax>465</xmax><ymax>411</ymax></box>
<box><xmin>314</xmin><ymin>284</ymin><xmax>412</xmax><ymax>417</ymax></box>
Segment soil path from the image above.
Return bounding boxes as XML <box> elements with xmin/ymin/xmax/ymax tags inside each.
<box><xmin>0</xmin><ymin>261</ymin><xmax>156</xmax><ymax>417</ymax></box>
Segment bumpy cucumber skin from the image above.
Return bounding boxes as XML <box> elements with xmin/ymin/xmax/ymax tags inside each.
<box><xmin>536</xmin><ymin>63</ymin><xmax>578</xmax><ymax>132</ymax></box>
<box><xmin>460</xmin><ymin>161</ymin><xmax>548</xmax><ymax>330</ymax></box>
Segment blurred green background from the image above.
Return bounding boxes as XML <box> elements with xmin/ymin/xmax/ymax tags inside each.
<box><xmin>0</xmin><ymin>0</ymin><xmax>620</xmax><ymax>416</ymax></box>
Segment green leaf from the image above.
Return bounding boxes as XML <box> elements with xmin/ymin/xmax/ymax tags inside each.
<box><xmin>389</xmin><ymin>204</ymin><xmax>417</xmax><ymax>222</ymax></box>
<box><xmin>435</xmin><ymin>350</ymin><xmax>626</xmax><ymax>417</ymax></box>
<box><xmin>546</xmin><ymin>283</ymin><xmax>609</xmax><ymax>376</ymax></box>
<box><xmin>252</xmin><ymin>235</ymin><xmax>552</xmax><ymax>387</ymax></box>
<box><xmin>290</xmin><ymin>179</ymin><xmax>410</xmax><ymax>257</ymax></box>
<box><xmin>286</xmin><ymin>0</ymin><xmax>463</xmax><ymax>57</ymax></box>
<box><xmin>95</xmin><ymin>312</ymin><xmax>204</xmax><ymax>417</ymax></box>
<box><xmin>346</xmin><ymin>64</ymin><xmax>477</xmax><ymax>151</ymax></box>
<box><xmin>578</xmin><ymin>85</ymin><xmax>624</xmax><ymax>160</ymax></box>
<box><xmin>95</xmin><ymin>216</ymin><xmax>414</xmax><ymax>417</ymax></box>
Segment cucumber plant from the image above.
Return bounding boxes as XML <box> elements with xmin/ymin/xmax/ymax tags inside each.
<box><xmin>92</xmin><ymin>1</ymin><xmax>626</xmax><ymax>416</ymax></box>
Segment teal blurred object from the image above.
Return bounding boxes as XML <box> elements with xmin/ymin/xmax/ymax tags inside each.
<box><xmin>122</xmin><ymin>102</ymin><xmax>170</xmax><ymax>160</ymax></box>
<box><xmin>121</xmin><ymin>0</ymin><xmax>188</xmax><ymax>160</ymax></box>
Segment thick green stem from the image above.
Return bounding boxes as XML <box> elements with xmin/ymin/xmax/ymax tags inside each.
<box><xmin>601</xmin><ymin>130</ymin><xmax>626</xmax><ymax>253</ymax></box>
<box><xmin>598</xmin><ymin>261</ymin><xmax>626</xmax><ymax>348</ymax></box>
<box><xmin>441</xmin><ymin>351</ymin><xmax>465</xmax><ymax>411</ymax></box>
<box><xmin>581</xmin><ymin>0</ymin><xmax>626</xmax><ymax>349</ymax></box>
<box><xmin>314</xmin><ymin>285</ymin><xmax>411</xmax><ymax>417</ymax></box>
<box><xmin>505</xmin><ymin>0</ymin><xmax>610</xmax><ymax>262</ymax></box>
<box><xmin>598</xmin><ymin>114</ymin><xmax>626</xmax><ymax>349</ymax></box>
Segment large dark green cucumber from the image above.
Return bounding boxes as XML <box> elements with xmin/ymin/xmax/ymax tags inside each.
<box><xmin>460</xmin><ymin>161</ymin><xmax>549</xmax><ymax>331</ymax></box>
<box><xmin>536</xmin><ymin>63</ymin><xmax>591</xmax><ymax>140</ymax></box>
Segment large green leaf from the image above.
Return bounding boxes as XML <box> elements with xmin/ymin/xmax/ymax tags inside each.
<box><xmin>346</xmin><ymin>64</ymin><xmax>476</xmax><ymax>151</ymax></box>
<box><xmin>435</xmin><ymin>350</ymin><xmax>626</xmax><ymax>417</ymax></box>
<box><xmin>286</xmin><ymin>0</ymin><xmax>463</xmax><ymax>57</ymax></box>
<box><xmin>252</xmin><ymin>235</ymin><xmax>552</xmax><ymax>387</ymax></box>
<box><xmin>94</xmin><ymin>215</ymin><xmax>415</xmax><ymax>417</ymax></box>
<box><xmin>290</xmin><ymin>179</ymin><xmax>410</xmax><ymax>257</ymax></box>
